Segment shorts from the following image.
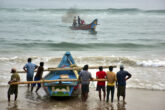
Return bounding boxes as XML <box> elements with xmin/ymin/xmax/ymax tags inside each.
<box><xmin>96</xmin><ymin>85</ymin><xmax>105</xmax><ymax>91</ymax></box>
<box><xmin>27</xmin><ymin>75</ymin><xmax>33</xmax><ymax>81</ymax></box>
<box><xmin>81</xmin><ymin>84</ymin><xmax>89</xmax><ymax>94</ymax></box>
<box><xmin>117</xmin><ymin>85</ymin><xmax>126</xmax><ymax>97</ymax></box>
<box><xmin>8</xmin><ymin>85</ymin><xmax>18</xmax><ymax>95</ymax></box>
<box><xmin>32</xmin><ymin>77</ymin><xmax>41</xmax><ymax>88</ymax></box>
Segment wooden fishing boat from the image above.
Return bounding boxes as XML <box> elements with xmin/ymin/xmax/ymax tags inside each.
<box><xmin>43</xmin><ymin>52</ymin><xmax>80</xmax><ymax>97</ymax></box>
<box><xmin>11</xmin><ymin>52</ymin><xmax>117</xmax><ymax>97</ymax></box>
<box><xmin>70</xmin><ymin>19</ymin><xmax>98</xmax><ymax>30</ymax></box>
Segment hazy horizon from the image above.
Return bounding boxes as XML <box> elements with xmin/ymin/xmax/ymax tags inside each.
<box><xmin>0</xmin><ymin>0</ymin><xmax>165</xmax><ymax>10</ymax></box>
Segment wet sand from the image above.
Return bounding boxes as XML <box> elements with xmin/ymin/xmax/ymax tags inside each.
<box><xmin>0</xmin><ymin>86</ymin><xmax>165</xmax><ymax>110</ymax></box>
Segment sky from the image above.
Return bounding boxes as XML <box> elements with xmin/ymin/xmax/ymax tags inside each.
<box><xmin>0</xmin><ymin>0</ymin><xmax>165</xmax><ymax>10</ymax></box>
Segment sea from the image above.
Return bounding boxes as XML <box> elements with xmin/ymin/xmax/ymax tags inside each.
<box><xmin>0</xmin><ymin>8</ymin><xmax>165</xmax><ymax>90</ymax></box>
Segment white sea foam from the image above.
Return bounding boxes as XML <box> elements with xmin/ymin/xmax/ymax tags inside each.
<box><xmin>0</xmin><ymin>56</ymin><xmax>165</xmax><ymax>67</ymax></box>
<box><xmin>137</xmin><ymin>60</ymin><xmax>165</xmax><ymax>67</ymax></box>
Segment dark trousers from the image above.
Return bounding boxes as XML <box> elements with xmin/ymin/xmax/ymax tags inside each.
<box><xmin>106</xmin><ymin>86</ymin><xmax>115</xmax><ymax>102</ymax></box>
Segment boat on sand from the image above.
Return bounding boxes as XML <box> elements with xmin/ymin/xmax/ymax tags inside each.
<box><xmin>43</xmin><ymin>52</ymin><xmax>80</xmax><ymax>96</ymax></box>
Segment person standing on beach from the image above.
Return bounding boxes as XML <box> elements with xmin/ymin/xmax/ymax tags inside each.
<box><xmin>31</xmin><ymin>62</ymin><xmax>44</xmax><ymax>92</ymax></box>
<box><xmin>79</xmin><ymin>65</ymin><xmax>93</xmax><ymax>102</ymax></box>
<box><xmin>96</xmin><ymin>66</ymin><xmax>106</xmax><ymax>101</ymax></box>
<box><xmin>23</xmin><ymin>58</ymin><xmax>38</xmax><ymax>88</ymax></box>
<box><xmin>8</xmin><ymin>68</ymin><xmax>20</xmax><ymax>102</ymax></box>
<box><xmin>106</xmin><ymin>66</ymin><xmax>117</xmax><ymax>103</ymax></box>
<box><xmin>116</xmin><ymin>65</ymin><xmax>132</xmax><ymax>103</ymax></box>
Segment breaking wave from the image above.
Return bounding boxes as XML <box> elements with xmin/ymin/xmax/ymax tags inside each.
<box><xmin>0</xmin><ymin>8</ymin><xmax>165</xmax><ymax>15</ymax></box>
<box><xmin>8</xmin><ymin>42</ymin><xmax>165</xmax><ymax>51</ymax></box>
<box><xmin>0</xmin><ymin>56</ymin><xmax>165</xmax><ymax>67</ymax></box>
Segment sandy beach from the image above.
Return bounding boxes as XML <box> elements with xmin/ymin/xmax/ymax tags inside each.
<box><xmin>0</xmin><ymin>86</ymin><xmax>165</xmax><ymax>110</ymax></box>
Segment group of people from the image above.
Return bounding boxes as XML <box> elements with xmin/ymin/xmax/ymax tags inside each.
<box><xmin>8</xmin><ymin>58</ymin><xmax>131</xmax><ymax>103</ymax></box>
<box><xmin>8</xmin><ymin>58</ymin><xmax>44</xmax><ymax>102</ymax></box>
<box><xmin>79</xmin><ymin>65</ymin><xmax>132</xmax><ymax>103</ymax></box>
<box><xmin>73</xmin><ymin>16</ymin><xmax>85</xmax><ymax>27</ymax></box>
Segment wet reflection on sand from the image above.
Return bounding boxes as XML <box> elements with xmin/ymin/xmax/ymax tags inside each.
<box><xmin>8</xmin><ymin>102</ymin><xmax>19</xmax><ymax>110</ymax></box>
<box><xmin>117</xmin><ymin>102</ymin><xmax>126</xmax><ymax>110</ymax></box>
<box><xmin>93</xmin><ymin>101</ymin><xmax>126</xmax><ymax>110</ymax></box>
<box><xmin>7</xmin><ymin>88</ymin><xmax>127</xmax><ymax>110</ymax></box>
<box><xmin>0</xmin><ymin>87</ymin><xmax>163</xmax><ymax>110</ymax></box>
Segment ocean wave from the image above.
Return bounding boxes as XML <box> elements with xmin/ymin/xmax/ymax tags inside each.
<box><xmin>10</xmin><ymin>42</ymin><xmax>164</xmax><ymax>50</ymax></box>
<box><xmin>0</xmin><ymin>8</ymin><xmax>165</xmax><ymax>15</ymax></box>
<box><xmin>0</xmin><ymin>56</ymin><xmax>165</xmax><ymax>67</ymax></box>
<box><xmin>0</xmin><ymin>56</ymin><xmax>37</xmax><ymax>63</ymax></box>
<box><xmin>136</xmin><ymin>60</ymin><xmax>165</xmax><ymax>67</ymax></box>
<box><xmin>75</xmin><ymin>56</ymin><xmax>165</xmax><ymax>67</ymax></box>
<box><xmin>0</xmin><ymin>55</ymin><xmax>165</xmax><ymax>89</ymax></box>
<box><xmin>107</xmin><ymin>8</ymin><xmax>165</xmax><ymax>14</ymax></box>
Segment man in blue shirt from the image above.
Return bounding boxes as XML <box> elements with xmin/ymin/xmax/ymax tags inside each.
<box><xmin>116</xmin><ymin>65</ymin><xmax>132</xmax><ymax>103</ymax></box>
<box><xmin>23</xmin><ymin>58</ymin><xmax>38</xmax><ymax>88</ymax></box>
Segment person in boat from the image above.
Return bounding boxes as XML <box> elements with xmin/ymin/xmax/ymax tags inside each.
<box><xmin>81</xmin><ymin>19</ymin><xmax>85</xmax><ymax>25</ymax></box>
<box><xmin>8</xmin><ymin>68</ymin><xmax>20</xmax><ymax>102</ymax></box>
<box><xmin>96</xmin><ymin>66</ymin><xmax>106</xmax><ymax>101</ymax></box>
<box><xmin>23</xmin><ymin>58</ymin><xmax>38</xmax><ymax>89</ymax></box>
<box><xmin>31</xmin><ymin>62</ymin><xmax>44</xmax><ymax>92</ymax></box>
<box><xmin>106</xmin><ymin>66</ymin><xmax>117</xmax><ymax>103</ymax></box>
<box><xmin>79</xmin><ymin>65</ymin><xmax>93</xmax><ymax>102</ymax></box>
<box><xmin>116</xmin><ymin>65</ymin><xmax>132</xmax><ymax>104</ymax></box>
<box><xmin>73</xmin><ymin>16</ymin><xmax>77</xmax><ymax>27</ymax></box>
<box><xmin>78</xmin><ymin>16</ymin><xmax>81</xmax><ymax>26</ymax></box>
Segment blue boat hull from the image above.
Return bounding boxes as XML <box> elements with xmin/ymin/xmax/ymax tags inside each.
<box><xmin>43</xmin><ymin>52</ymin><xmax>80</xmax><ymax>96</ymax></box>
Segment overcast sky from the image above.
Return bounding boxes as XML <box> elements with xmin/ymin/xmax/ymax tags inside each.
<box><xmin>0</xmin><ymin>0</ymin><xmax>165</xmax><ymax>10</ymax></box>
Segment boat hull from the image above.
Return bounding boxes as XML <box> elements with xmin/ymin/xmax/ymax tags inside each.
<box><xmin>43</xmin><ymin>52</ymin><xmax>80</xmax><ymax>97</ymax></box>
<box><xmin>70</xmin><ymin>24</ymin><xmax>91</xmax><ymax>30</ymax></box>
<box><xmin>70</xmin><ymin>19</ymin><xmax>97</xmax><ymax>30</ymax></box>
<box><xmin>43</xmin><ymin>84</ymin><xmax>80</xmax><ymax>96</ymax></box>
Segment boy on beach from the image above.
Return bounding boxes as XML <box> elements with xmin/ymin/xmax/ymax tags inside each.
<box><xmin>106</xmin><ymin>66</ymin><xmax>117</xmax><ymax>103</ymax></box>
<box><xmin>8</xmin><ymin>68</ymin><xmax>20</xmax><ymax>102</ymax></box>
<box><xmin>31</xmin><ymin>62</ymin><xmax>44</xmax><ymax>92</ymax></box>
<box><xmin>79</xmin><ymin>65</ymin><xmax>93</xmax><ymax>102</ymax></box>
<box><xmin>96</xmin><ymin>66</ymin><xmax>106</xmax><ymax>101</ymax></box>
<box><xmin>116</xmin><ymin>65</ymin><xmax>132</xmax><ymax>103</ymax></box>
<box><xmin>23</xmin><ymin>58</ymin><xmax>38</xmax><ymax>88</ymax></box>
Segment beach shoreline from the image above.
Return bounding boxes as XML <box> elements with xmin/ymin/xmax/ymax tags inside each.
<box><xmin>0</xmin><ymin>86</ymin><xmax>165</xmax><ymax>110</ymax></box>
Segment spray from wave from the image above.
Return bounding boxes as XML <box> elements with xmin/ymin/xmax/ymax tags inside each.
<box><xmin>61</xmin><ymin>8</ymin><xmax>78</xmax><ymax>23</ymax></box>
